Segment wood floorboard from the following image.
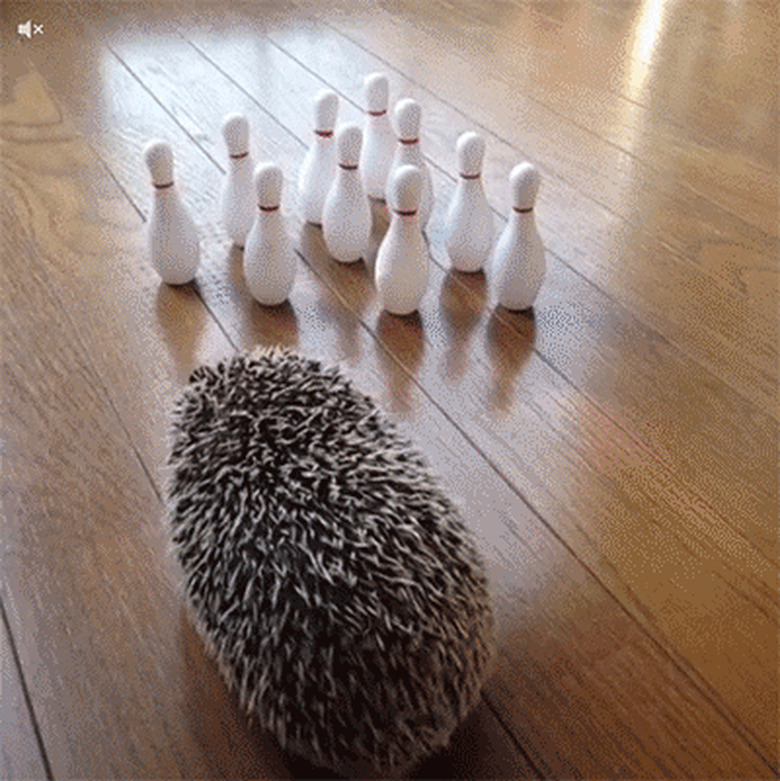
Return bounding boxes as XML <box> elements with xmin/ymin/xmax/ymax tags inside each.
<box><xmin>365</xmin><ymin>0</ymin><xmax>779</xmax><ymax>239</ymax></box>
<box><xmin>579</xmin><ymin>0</ymin><xmax>778</xmax><ymax>102</ymax></box>
<box><xmin>221</xmin><ymin>3</ymin><xmax>777</xmax><ymax>561</ymax></box>
<box><xmin>256</xmin><ymin>6</ymin><xmax>778</xmax><ymax>325</ymax></box>
<box><xmin>444</xmin><ymin>0</ymin><xmax>778</xmax><ymax>173</ymax></box>
<box><xmin>458</xmin><ymin>0</ymin><xmax>777</xmax><ymax>236</ymax></box>
<box><xmin>0</xmin><ymin>55</ymin><xmax>302</xmax><ymax>779</ymax></box>
<box><xmin>96</xmin><ymin>0</ymin><xmax>779</xmax><ymax>765</ymax></box>
<box><xmin>291</xmin><ymin>0</ymin><xmax>779</xmax><ymax>260</ymax></box>
<box><xmin>2</xmin><ymin>0</ymin><xmax>778</xmax><ymax>777</ymax></box>
<box><xmin>290</xmin><ymin>0</ymin><xmax>779</xmax><ymax>417</ymax></box>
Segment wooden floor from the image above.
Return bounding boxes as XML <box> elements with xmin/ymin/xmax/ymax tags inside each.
<box><xmin>1</xmin><ymin>0</ymin><xmax>777</xmax><ymax>777</ymax></box>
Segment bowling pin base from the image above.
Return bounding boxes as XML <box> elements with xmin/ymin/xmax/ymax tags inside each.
<box><xmin>152</xmin><ymin>261</ymin><xmax>198</xmax><ymax>286</ymax></box>
<box><xmin>251</xmin><ymin>296</ymin><xmax>291</xmax><ymax>308</ymax></box>
<box><xmin>380</xmin><ymin>300</ymin><xmax>421</xmax><ymax>316</ymax></box>
<box><xmin>385</xmin><ymin>308</ymin><xmax>418</xmax><ymax>316</ymax></box>
<box><xmin>159</xmin><ymin>276</ymin><xmax>196</xmax><ymax>287</ymax></box>
<box><xmin>497</xmin><ymin>299</ymin><xmax>535</xmax><ymax>312</ymax></box>
<box><xmin>331</xmin><ymin>254</ymin><xmax>365</xmax><ymax>264</ymax></box>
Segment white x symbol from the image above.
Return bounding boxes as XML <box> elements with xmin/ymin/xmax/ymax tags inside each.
<box><xmin>33</xmin><ymin>23</ymin><xmax>43</xmax><ymax>35</ymax></box>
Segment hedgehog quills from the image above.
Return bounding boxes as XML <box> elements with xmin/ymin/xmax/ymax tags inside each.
<box><xmin>166</xmin><ymin>350</ymin><xmax>495</xmax><ymax>776</ymax></box>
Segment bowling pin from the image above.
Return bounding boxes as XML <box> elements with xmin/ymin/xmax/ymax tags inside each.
<box><xmin>322</xmin><ymin>124</ymin><xmax>372</xmax><ymax>263</ymax></box>
<box><xmin>386</xmin><ymin>98</ymin><xmax>433</xmax><ymax>228</ymax></box>
<box><xmin>298</xmin><ymin>89</ymin><xmax>339</xmax><ymax>225</ymax></box>
<box><xmin>220</xmin><ymin>113</ymin><xmax>254</xmax><ymax>247</ymax></box>
<box><xmin>492</xmin><ymin>162</ymin><xmax>545</xmax><ymax>310</ymax></box>
<box><xmin>243</xmin><ymin>163</ymin><xmax>297</xmax><ymax>306</ymax></box>
<box><xmin>375</xmin><ymin>165</ymin><xmax>428</xmax><ymax>315</ymax></box>
<box><xmin>144</xmin><ymin>140</ymin><xmax>199</xmax><ymax>285</ymax></box>
<box><xmin>445</xmin><ymin>131</ymin><xmax>494</xmax><ymax>272</ymax></box>
<box><xmin>359</xmin><ymin>72</ymin><xmax>394</xmax><ymax>200</ymax></box>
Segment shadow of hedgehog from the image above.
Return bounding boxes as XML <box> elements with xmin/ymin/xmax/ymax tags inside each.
<box><xmin>165</xmin><ymin>349</ymin><xmax>495</xmax><ymax>777</ymax></box>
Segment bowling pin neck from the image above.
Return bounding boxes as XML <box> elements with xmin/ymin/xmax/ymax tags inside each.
<box><xmin>257</xmin><ymin>203</ymin><xmax>281</xmax><ymax>216</ymax></box>
<box><xmin>311</xmin><ymin>132</ymin><xmax>335</xmax><ymax>154</ymax></box>
<box><xmin>392</xmin><ymin>208</ymin><xmax>420</xmax><ymax>230</ymax></box>
<box><xmin>153</xmin><ymin>183</ymin><xmax>180</xmax><ymax>208</ymax></box>
<box><xmin>460</xmin><ymin>172</ymin><xmax>481</xmax><ymax>180</ymax></box>
<box><xmin>333</xmin><ymin>168</ymin><xmax>365</xmax><ymax>203</ymax></box>
<box><xmin>367</xmin><ymin>108</ymin><xmax>388</xmax><ymax>117</ymax></box>
<box><xmin>396</xmin><ymin>145</ymin><xmax>423</xmax><ymax>168</ymax></box>
<box><xmin>506</xmin><ymin>207</ymin><xmax>537</xmax><ymax>235</ymax></box>
<box><xmin>456</xmin><ymin>176</ymin><xmax>483</xmax><ymax>195</ymax></box>
<box><xmin>152</xmin><ymin>185</ymin><xmax>185</xmax><ymax>222</ymax></box>
<box><xmin>228</xmin><ymin>154</ymin><xmax>252</xmax><ymax>172</ymax></box>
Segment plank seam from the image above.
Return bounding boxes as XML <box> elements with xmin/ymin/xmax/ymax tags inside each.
<box><xmin>0</xmin><ymin>594</ymin><xmax>55</xmax><ymax>781</ymax></box>
<box><xmin>482</xmin><ymin>689</ymin><xmax>547</xmax><ymax>779</ymax></box>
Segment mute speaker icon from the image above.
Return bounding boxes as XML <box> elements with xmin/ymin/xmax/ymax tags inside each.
<box><xmin>18</xmin><ymin>19</ymin><xmax>32</xmax><ymax>38</ymax></box>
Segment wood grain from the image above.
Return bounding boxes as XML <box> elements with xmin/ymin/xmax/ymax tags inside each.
<box><xmin>93</xmin><ymin>0</ymin><xmax>777</xmax><ymax>766</ymax></box>
<box><xmin>2</xmin><ymin>0</ymin><xmax>778</xmax><ymax>777</ymax></box>
<box><xmin>0</xmin><ymin>51</ymin><xmax>294</xmax><ymax>779</ymax></box>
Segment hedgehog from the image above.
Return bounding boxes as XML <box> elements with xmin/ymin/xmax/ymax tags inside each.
<box><xmin>165</xmin><ymin>348</ymin><xmax>495</xmax><ymax>776</ymax></box>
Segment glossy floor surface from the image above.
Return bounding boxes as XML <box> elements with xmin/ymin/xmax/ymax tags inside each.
<box><xmin>1</xmin><ymin>0</ymin><xmax>777</xmax><ymax>777</ymax></box>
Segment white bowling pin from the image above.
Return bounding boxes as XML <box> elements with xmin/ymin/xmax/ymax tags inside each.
<box><xmin>492</xmin><ymin>162</ymin><xmax>546</xmax><ymax>310</ymax></box>
<box><xmin>359</xmin><ymin>72</ymin><xmax>394</xmax><ymax>200</ymax></box>
<box><xmin>298</xmin><ymin>89</ymin><xmax>339</xmax><ymax>225</ymax></box>
<box><xmin>144</xmin><ymin>140</ymin><xmax>200</xmax><ymax>285</ymax></box>
<box><xmin>445</xmin><ymin>131</ymin><xmax>494</xmax><ymax>272</ymax></box>
<box><xmin>322</xmin><ymin>124</ymin><xmax>372</xmax><ymax>263</ymax></box>
<box><xmin>375</xmin><ymin>165</ymin><xmax>428</xmax><ymax>315</ymax></box>
<box><xmin>385</xmin><ymin>98</ymin><xmax>433</xmax><ymax>228</ymax></box>
<box><xmin>220</xmin><ymin>113</ymin><xmax>255</xmax><ymax>247</ymax></box>
<box><xmin>243</xmin><ymin>163</ymin><xmax>297</xmax><ymax>306</ymax></box>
